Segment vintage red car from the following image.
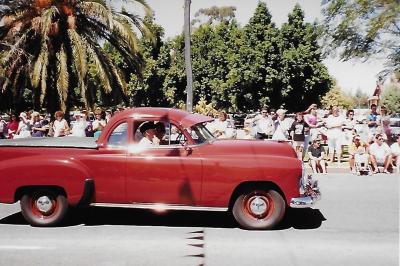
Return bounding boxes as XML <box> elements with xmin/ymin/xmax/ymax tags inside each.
<box><xmin>0</xmin><ymin>108</ymin><xmax>320</xmax><ymax>229</ymax></box>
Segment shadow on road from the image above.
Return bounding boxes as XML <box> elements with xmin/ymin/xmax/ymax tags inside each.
<box><xmin>0</xmin><ymin>207</ymin><xmax>326</xmax><ymax>230</ymax></box>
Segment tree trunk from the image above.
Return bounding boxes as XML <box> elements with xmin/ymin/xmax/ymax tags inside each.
<box><xmin>184</xmin><ymin>0</ymin><xmax>193</xmax><ymax>112</ymax></box>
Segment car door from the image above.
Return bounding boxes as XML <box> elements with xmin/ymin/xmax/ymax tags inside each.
<box><xmin>82</xmin><ymin>120</ymin><xmax>129</xmax><ymax>203</ymax></box>
<box><xmin>126</xmin><ymin>121</ymin><xmax>203</xmax><ymax>206</ymax></box>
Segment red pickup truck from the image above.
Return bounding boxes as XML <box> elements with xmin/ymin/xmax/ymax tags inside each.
<box><xmin>0</xmin><ymin>108</ymin><xmax>320</xmax><ymax>229</ymax></box>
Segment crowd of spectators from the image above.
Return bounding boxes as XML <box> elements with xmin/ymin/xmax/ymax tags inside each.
<box><xmin>206</xmin><ymin>103</ymin><xmax>398</xmax><ymax>174</ymax></box>
<box><xmin>0</xmin><ymin>107</ymin><xmax>124</xmax><ymax>141</ymax></box>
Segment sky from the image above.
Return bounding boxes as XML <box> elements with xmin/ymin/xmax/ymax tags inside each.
<box><xmin>124</xmin><ymin>0</ymin><xmax>386</xmax><ymax>96</ymax></box>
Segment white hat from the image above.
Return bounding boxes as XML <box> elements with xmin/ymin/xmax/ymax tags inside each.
<box><xmin>19</xmin><ymin>112</ymin><xmax>27</xmax><ymax>118</ymax></box>
<box><xmin>276</xmin><ymin>109</ymin><xmax>286</xmax><ymax>116</ymax></box>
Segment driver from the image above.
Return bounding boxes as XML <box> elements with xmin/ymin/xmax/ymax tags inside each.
<box><xmin>138</xmin><ymin>122</ymin><xmax>158</xmax><ymax>147</ymax></box>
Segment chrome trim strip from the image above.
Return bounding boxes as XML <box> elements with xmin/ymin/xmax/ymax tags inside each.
<box><xmin>90</xmin><ymin>203</ymin><xmax>228</xmax><ymax>212</ymax></box>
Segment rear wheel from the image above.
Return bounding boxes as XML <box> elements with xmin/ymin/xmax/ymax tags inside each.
<box><xmin>232</xmin><ymin>189</ymin><xmax>285</xmax><ymax>230</ymax></box>
<box><xmin>20</xmin><ymin>189</ymin><xmax>68</xmax><ymax>227</ymax></box>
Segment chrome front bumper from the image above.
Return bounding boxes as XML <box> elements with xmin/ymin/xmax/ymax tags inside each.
<box><xmin>290</xmin><ymin>174</ymin><xmax>321</xmax><ymax>208</ymax></box>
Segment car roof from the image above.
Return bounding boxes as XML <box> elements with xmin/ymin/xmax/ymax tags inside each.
<box><xmin>110</xmin><ymin>107</ymin><xmax>213</xmax><ymax>128</ymax></box>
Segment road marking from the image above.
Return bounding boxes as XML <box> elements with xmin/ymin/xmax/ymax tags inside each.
<box><xmin>0</xmin><ymin>245</ymin><xmax>56</xmax><ymax>250</ymax></box>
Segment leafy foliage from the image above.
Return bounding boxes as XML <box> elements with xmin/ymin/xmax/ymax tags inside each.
<box><xmin>322</xmin><ymin>0</ymin><xmax>400</xmax><ymax>75</ymax></box>
<box><xmin>381</xmin><ymin>84</ymin><xmax>400</xmax><ymax>113</ymax></box>
<box><xmin>321</xmin><ymin>85</ymin><xmax>354</xmax><ymax>110</ymax></box>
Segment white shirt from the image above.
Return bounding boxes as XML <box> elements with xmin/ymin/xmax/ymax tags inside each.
<box><xmin>257</xmin><ymin>116</ymin><xmax>274</xmax><ymax>135</ymax></box>
<box><xmin>53</xmin><ymin>119</ymin><xmax>68</xmax><ymax>137</ymax></box>
<box><xmin>326</xmin><ymin>115</ymin><xmax>345</xmax><ymax>139</ymax></box>
<box><xmin>369</xmin><ymin>142</ymin><xmax>391</xmax><ymax>159</ymax></box>
<box><xmin>391</xmin><ymin>142</ymin><xmax>400</xmax><ymax>157</ymax></box>
<box><xmin>138</xmin><ymin>137</ymin><xmax>157</xmax><ymax>147</ymax></box>
<box><xmin>92</xmin><ymin>119</ymin><xmax>106</xmax><ymax>131</ymax></box>
<box><xmin>272</xmin><ymin>118</ymin><xmax>290</xmax><ymax>141</ymax></box>
<box><xmin>70</xmin><ymin>120</ymin><xmax>87</xmax><ymax>137</ymax></box>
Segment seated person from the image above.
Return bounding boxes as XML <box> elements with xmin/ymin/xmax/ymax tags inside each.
<box><xmin>369</xmin><ymin>134</ymin><xmax>392</xmax><ymax>174</ymax></box>
<box><xmin>348</xmin><ymin>135</ymin><xmax>369</xmax><ymax>173</ymax></box>
<box><xmin>307</xmin><ymin>139</ymin><xmax>327</xmax><ymax>174</ymax></box>
<box><xmin>155</xmin><ymin>122</ymin><xmax>168</xmax><ymax>145</ymax></box>
<box><xmin>138</xmin><ymin>122</ymin><xmax>158</xmax><ymax>147</ymax></box>
<box><xmin>390</xmin><ymin>135</ymin><xmax>400</xmax><ymax>174</ymax></box>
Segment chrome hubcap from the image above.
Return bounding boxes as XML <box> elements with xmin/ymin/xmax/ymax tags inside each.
<box><xmin>36</xmin><ymin>196</ymin><xmax>53</xmax><ymax>213</ymax></box>
<box><xmin>249</xmin><ymin>196</ymin><xmax>268</xmax><ymax>215</ymax></box>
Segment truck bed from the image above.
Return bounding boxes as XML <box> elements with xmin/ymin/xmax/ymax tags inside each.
<box><xmin>0</xmin><ymin>137</ymin><xmax>97</xmax><ymax>149</ymax></box>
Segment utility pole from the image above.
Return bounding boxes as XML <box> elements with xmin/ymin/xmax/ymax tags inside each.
<box><xmin>184</xmin><ymin>0</ymin><xmax>193</xmax><ymax>112</ymax></box>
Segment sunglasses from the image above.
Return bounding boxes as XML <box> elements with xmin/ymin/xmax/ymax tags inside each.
<box><xmin>378</xmin><ymin>138</ymin><xmax>384</xmax><ymax>141</ymax></box>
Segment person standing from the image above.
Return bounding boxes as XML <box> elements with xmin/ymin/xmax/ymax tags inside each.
<box><xmin>53</xmin><ymin>111</ymin><xmax>70</xmax><ymax>137</ymax></box>
<box><xmin>272</xmin><ymin>109</ymin><xmax>290</xmax><ymax>141</ymax></box>
<box><xmin>31</xmin><ymin>112</ymin><xmax>47</xmax><ymax>137</ymax></box>
<box><xmin>92</xmin><ymin>108</ymin><xmax>107</xmax><ymax>140</ymax></box>
<box><xmin>0</xmin><ymin>115</ymin><xmax>7</xmax><ymax>139</ymax></box>
<box><xmin>254</xmin><ymin>108</ymin><xmax>274</xmax><ymax>140</ymax></box>
<box><xmin>14</xmin><ymin>112</ymin><xmax>31</xmax><ymax>138</ymax></box>
<box><xmin>326</xmin><ymin>106</ymin><xmax>345</xmax><ymax>163</ymax></box>
<box><xmin>289</xmin><ymin>112</ymin><xmax>309</xmax><ymax>160</ymax></box>
<box><xmin>342</xmin><ymin>109</ymin><xmax>357</xmax><ymax>146</ymax></box>
<box><xmin>210</xmin><ymin>111</ymin><xmax>230</xmax><ymax>139</ymax></box>
<box><xmin>367</xmin><ymin>104</ymin><xmax>380</xmax><ymax>136</ymax></box>
<box><xmin>70</xmin><ymin>113</ymin><xmax>87</xmax><ymax>137</ymax></box>
<box><xmin>6</xmin><ymin>114</ymin><xmax>19</xmax><ymax>139</ymax></box>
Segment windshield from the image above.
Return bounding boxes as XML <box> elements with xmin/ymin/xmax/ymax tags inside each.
<box><xmin>189</xmin><ymin>122</ymin><xmax>215</xmax><ymax>144</ymax></box>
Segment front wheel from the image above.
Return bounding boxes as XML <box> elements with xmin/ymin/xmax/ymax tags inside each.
<box><xmin>232</xmin><ymin>189</ymin><xmax>285</xmax><ymax>230</ymax></box>
<box><xmin>20</xmin><ymin>189</ymin><xmax>68</xmax><ymax>227</ymax></box>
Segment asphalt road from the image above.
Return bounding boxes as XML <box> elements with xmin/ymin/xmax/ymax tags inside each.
<box><xmin>0</xmin><ymin>173</ymin><xmax>398</xmax><ymax>266</ymax></box>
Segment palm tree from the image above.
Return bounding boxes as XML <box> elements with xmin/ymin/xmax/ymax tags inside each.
<box><xmin>0</xmin><ymin>0</ymin><xmax>153</xmax><ymax>112</ymax></box>
<box><xmin>183</xmin><ymin>0</ymin><xmax>193</xmax><ymax>112</ymax></box>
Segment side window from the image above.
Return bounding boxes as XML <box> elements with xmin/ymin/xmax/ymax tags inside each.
<box><xmin>108</xmin><ymin>122</ymin><xmax>128</xmax><ymax>147</ymax></box>
<box><xmin>165</xmin><ymin>123</ymin><xmax>187</xmax><ymax>146</ymax></box>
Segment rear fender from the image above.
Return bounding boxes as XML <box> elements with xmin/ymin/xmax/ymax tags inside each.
<box><xmin>0</xmin><ymin>156</ymin><xmax>91</xmax><ymax>205</ymax></box>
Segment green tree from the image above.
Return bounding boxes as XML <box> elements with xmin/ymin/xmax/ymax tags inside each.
<box><xmin>279</xmin><ymin>4</ymin><xmax>331</xmax><ymax>111</ymax></box>
<box><xmin>192</xmin><ymin>6</ymin><xmax>236</xmax><ymax>26</ymax></box>
<box><xmin>0</xmin><ymin>0</ymin><xmax>153</xmax><ymax>112</ymax></box>
<box><xmin>322</xmin><ymin>0</ymin><xmax>400</xmax><ymax>74</ymax></box>
<box><xmin>321</xmin><ymin>86</ymin><xmax>354</xmax><ymax>110</ymax></box>
<box><xmin>381</xmin><ymin>84</ymin><xmax>400</xmax><ymax>113</ymax></box>
<box><xmin>235</xmin><ymin>2</ymin><xmax>280</xmax><ymax>111</ymax></box>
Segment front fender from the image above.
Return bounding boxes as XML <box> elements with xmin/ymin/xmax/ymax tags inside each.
<box><xmin>0</xmin><ymin>156</ymin><xmax>91</xmax><ymax>205</ymax></box>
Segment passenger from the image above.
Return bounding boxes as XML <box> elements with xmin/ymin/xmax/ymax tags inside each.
<box><xmin>155</xmin><ymin>122</ymin><xmax>167</xmax><ymax>145</ymax></box>
<box><xmin>92</xmin><ymin>108</ymin><xmax>106</xmax><ymax>140</ymax></box>
<box><xmin>6</xmin><ymin>114</ymin><xmax>19</xmax><ymax>139</ymax></box>
<box><xmin>31</xmin><ymin>112</ymin><xmax>47</xmax><ymax>137</ymax></box>
<box><xmin>70</xmin><ymin>113</ymin><xmax>87</xmax><ymax>137</ymax></box>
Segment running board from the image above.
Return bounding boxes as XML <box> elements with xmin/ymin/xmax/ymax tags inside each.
<box><xmin>90</xmin><ymin>203</ymin><xmax>228</xmax><ymax>212</ymax></box>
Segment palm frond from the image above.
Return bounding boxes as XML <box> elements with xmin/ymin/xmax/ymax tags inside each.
<box><xmin>86</xmin><ymin>43</ymin><xmax>112</xmax><ymax>93</ymax></box>
<box><xmin>39</xmin><ymin>51</ymin><xmax>48</xmax><ymax>104</ymax></box>
<box><xmin>111</xmin><ymin>17</ymin><xmax>139</xmax><ymax>54</ymax></box>
<box><xmin>31</xmin><ymin>43</ymin><xmax>48</xmax><ymax>88</ymax></box>
<box><xmin>68</xmin><ymin>29</ymin><xmax>87</xmax><ymax>78</ymax></box>
<box><xmin>78</xmin><ymin>1</ymin><xmax>114</xmax><ymax>29</ymax></box>
<box><xmin>56</xmin><ymin>44</ymin><xmax>69</xmax><ymax>111</ymax></box>
<box><xmin>41</xmin><ymin>6</ymin><xmax>59</xmax><ymax>37</ymax></box>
